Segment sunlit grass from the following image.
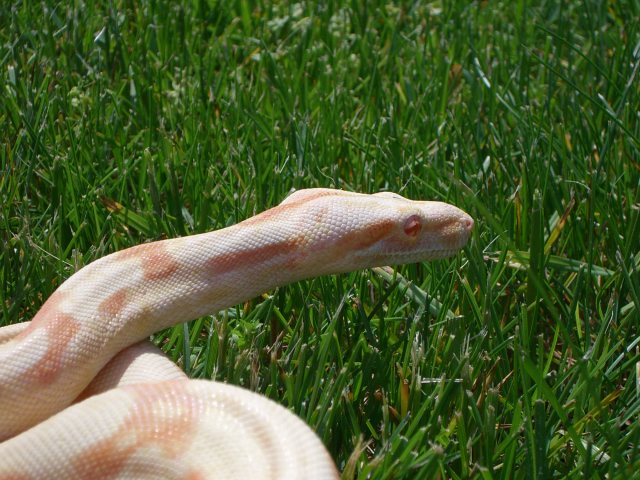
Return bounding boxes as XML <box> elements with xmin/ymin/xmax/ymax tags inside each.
<box><xmin>1</xmin><ymin>1</ymin><xmax>639</xmax><ymax>478</ymax></box>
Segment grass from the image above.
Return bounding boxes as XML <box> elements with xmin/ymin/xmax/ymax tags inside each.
<box><xmin>1</xmin><ymin>0</ymin><xmax>639</xmax><ymax>478</ymax></box>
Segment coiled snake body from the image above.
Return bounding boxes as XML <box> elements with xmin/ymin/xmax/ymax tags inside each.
<box><xmin>0</xmin><ymin>189</ymin><xmax>473</xmax><ymax>478</ymax></box>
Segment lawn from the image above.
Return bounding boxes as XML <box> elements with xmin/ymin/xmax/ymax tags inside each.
<box><xmin>1</xmin><ymin>1</ymin><xmax>639</xmax><ymax>478</ymax></box>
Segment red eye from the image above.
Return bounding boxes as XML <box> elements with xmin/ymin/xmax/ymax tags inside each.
<box><xmin>403</xmin><ymin>216</ymin><xmax>421</xmax><ymax>237</ymax></box>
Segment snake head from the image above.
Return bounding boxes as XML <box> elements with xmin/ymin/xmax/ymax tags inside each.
<box><xmin>359</xmin><ymin>191</ymin><xmax>474</xmax><ymax>265</ymax></box>
<box><xmin>281</xmin><ymin>189</ymin><xmax>474</xmax><ymax>270</ymax></box>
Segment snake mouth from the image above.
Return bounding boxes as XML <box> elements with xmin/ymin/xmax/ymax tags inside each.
<box><xmin>353</xmin><ymin>243</ymin><xmax>468</xmax><ymax>268</ymax></box>
<box><xmin>384</xmin><ymin>246</ymin><xmax>465</xmax><ymax>263</ymax></box>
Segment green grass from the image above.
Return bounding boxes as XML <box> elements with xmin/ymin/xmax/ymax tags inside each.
<box><xmin>2</xmin><ymin>1</ymin><xmax>639</xmax><ymax>478</ymax></box>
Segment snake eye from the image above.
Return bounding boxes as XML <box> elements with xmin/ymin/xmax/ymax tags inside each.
<box><xmin>403</xmin><ymin>215</ymin><xmax>422</xmax><ymax>237</ymax></box>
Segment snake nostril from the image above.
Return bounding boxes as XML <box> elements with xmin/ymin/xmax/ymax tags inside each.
<box><xmin>463</xmin><ymin>215</ymin><xmax>474</xmax><ymax>232</ymax></box>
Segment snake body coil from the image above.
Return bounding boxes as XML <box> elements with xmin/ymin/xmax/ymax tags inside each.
<box><xmin>0</xmin><ymin>189</ymin><xmax>473</xmax><ymax>478</ymax></box>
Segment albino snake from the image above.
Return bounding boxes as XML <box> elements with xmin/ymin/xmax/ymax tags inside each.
<box><xmin>0</xmin><ymin>188</ymin><xmax>473</xmax><ymax>479</ymax></box>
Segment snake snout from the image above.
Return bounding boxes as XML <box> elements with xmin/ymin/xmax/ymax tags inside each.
<box><xmin>453</xmin><ymin>211</ymin><xmax>474</xmax><ymax>248</ymax></box>
<box><xmin>462</xmin><ymin>213</ymin><xmax>474</xmax><ymax>233</ymax></box>
<box><xmin>458</xmin><ymin>213</ymin><xmax>474</xmax><ymax>244</ymax></box>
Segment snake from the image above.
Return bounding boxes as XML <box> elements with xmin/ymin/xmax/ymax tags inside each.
<box><xmin>0</xmin><ymin>188</ymin><xmax>473</xmax><ymax>479</ymax></box>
